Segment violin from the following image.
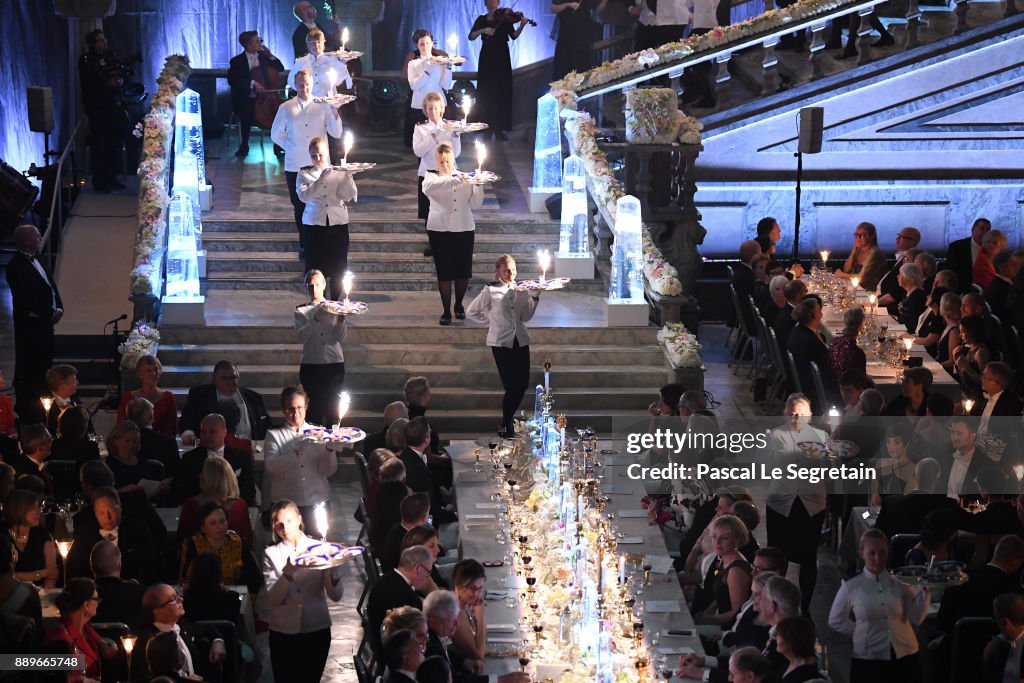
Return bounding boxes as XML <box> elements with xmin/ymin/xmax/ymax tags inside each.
<box><xmin>492</xmin><ymin>7</ymin><xmax>538</xmax><ymax>27</ymax></box>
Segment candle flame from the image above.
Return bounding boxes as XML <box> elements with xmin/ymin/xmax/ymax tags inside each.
<box><xmin>1014</xmin><ymin>465</ymin><xmax>1024</xmax><ymax>481</ymax></box>
<box><xmin>820</xmin><ymin>250</ymin><xmax>830</xmax><ymax>262</ymax></box>
<box><xmin>475</xmin><ymin>139</ymin><xmax>487</xmax><ymax>172</ymax></box>
<box><xmin>41</xmin><ymin>396</ymin><xmax>53</xmax><ymax>412</ymax></box>
<box><xmin>537</xmin><ymin>248</ymin><xmax>551</xmax><ymax>273</ymax></box>
<box><xmin>343</xmin><ymin>130</ymin><xmax>354</xmax><ymax>156</ymax></box>
<box><xmin>828</xmin><ymin>406</ymin><xmax>840</xmax><ymax>418</ymax></box>
<box><xmin>868</xmin><ymin>294</ymin><xmax>877</xmax><ymax>305</ymax></box>
<box><xmin>337</xmin><ymin>391</ymin><xmax>351</xmax><ymax>423</ymax></box>
<box><xmin>903</xmin><ymin>337</ymin><xmax>914</xmax><ymax>351</ymax></box>
<box><xmin>342</xmin><ymin>270</ymin><xmax>354</xmax><ymax>298</ymax></box>
<box><xmin>447</xmin><ymin>33</ymin><xmax>458</xmax><ymax>53</ymax></box>
<box><xmin>122</xmin><ymin>635</ymin><xmax>137</xmax><ymax>655</ymax></box>
<box><xmin>851</xmin><ymin>276</ymin><xmax>860</xmax><ymax>289</ymax></box>
<box><xmin>57</xmin><ymin>540</ymin><xmax>73</xmax><ymax>558</ymax></box>
<box><xmin>341</xmin><ymin>27</ymin><xmax>350</xmax><ymax>48</ymax></box>
<box><xmin>314</xmin><ymin>502</ymin><xmax>329</xmax><ymax>539</ymax></box>
<box><xmin>963</xmin><ymin>399</ymin><xmax>974</xmax><ymax>413</ymax></box>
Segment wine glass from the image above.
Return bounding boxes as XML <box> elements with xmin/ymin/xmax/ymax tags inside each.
<box><xmin>642</xmin><ymin>562</ymin><xmax>653</xmax><ymax>585</ymax></box>
<box><xmin>518</xmin><ymin>654</ymin><xmax>531</xmax><ymax>673</ymax></box>
<box><xmin>474</xmin><ymin>447</ymin><xmax>483</xmax><ymax>473</ymax></box>
<box><xmin>533</xmin><ymin>624</ymin><xmax>544</xmax><ymax>645</ymax></box>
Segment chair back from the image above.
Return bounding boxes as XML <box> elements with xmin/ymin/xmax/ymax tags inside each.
<box><xmin>950</xmin><ymin>617</ymin><xmax>998</xmax><ymax>683</ymax></box>
<box><xmin>808</xmin><ymin>361</ymin><xmax>831</xmax><ymax>413</ymax></box>
<box><xmin>45</xmin><ymin>459</ymin><xmax>79</xmax><ymax>502</ymax></box>
<box><xmin>785</xmin><ymin>350</ymin><xmax>803</xmax><ymax>394</ymax></box>
<box><xmin>889</xmin><ymin>533</ymin><xmax>922</xmax><ymax>568</ymax></box>
<box><xmin>91</xmin><ymin>622</ymin><xmax>131</xmax><ymax>683</ymax></box>
<box><xmin>195</xmin><ymin>619</ymin><xmax>240</xmax><ymax>683</ymax></box>
<box><xmin>725</xmin><ymin>264</ymin><xmax>736</xmax><ymax>284</ymax></box>
<box><xmin>143</xmin><ymin>459</ymin><xmax>165</xmax><ymax>481</ymax></box>
<box><xmin>354</xmin><ymin>453</ymin><xmax>371</xmax><ymax>496</ymax></box>
<box><xmin>1004</xmin><ymin>324</ymin><xmax>1023</xmax><ymax>367</ymax></box>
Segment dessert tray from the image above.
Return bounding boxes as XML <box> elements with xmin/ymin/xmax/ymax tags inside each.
<box><xmin>317</xmin><ymin>299</ymin><xmax>368</xmax><ymax>315</ymax></box>
<box><xmin>301</xmin><ymin>425</ymin><xmax>367</xmax><ymax>444</ymax></box>
<box><xmin>444</xmin><ymin>120</ymin><xmax>489</xmax><ymax>133</ymax></box>
<box><xmin>515</xmin><ymin>277</ymin><xmax>571</xmax><ymax>292</ymax></box>
<box><xmin>893</xmin><ymin>561</ymin><xmax>968</xmax><ymax>588</ymax></box>
<box><xmin>455</xmin><ymin>170</ymin><xmax>500</xmax><ymax>184</ymax></box>
<box><xmin>324</xmin><ymin>50</ymin><xmax>363</xmax><ymax>61</ymax></box>
<box><xmin>429</xmin><ymin>55</ymin><xmax>467</xmax><ymax>66</ymax></box>
<box><xmin>312</xmin><ymin>94</ymin><xmax>357</xmax><ymax>105</ymax></box>
<box><xmin>294</xmin><ymin>542</ymin><xmax>364</xmax><ymax>569</ymax></box>
<box><xmin>330</xmin><ymin>162</ymin><xmax>376</xmax><ymax>173</ymax></box>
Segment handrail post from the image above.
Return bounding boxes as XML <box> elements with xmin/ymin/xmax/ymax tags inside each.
<box><xmin>808</xmin><ymin>22</ymin><xmax>829</xmax><ymax>80</ymax></box>
<box><xmin>856</xmin><ymin>7</ymin><xmax>875</xmax><ymax>66</ymax></box>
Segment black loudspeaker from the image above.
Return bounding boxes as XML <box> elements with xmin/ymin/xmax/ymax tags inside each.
<box><xmin>27</xmin><ymin>86</ymin><xmax>54</xmax><ymax>134</ymax></box>
<box><xmin>798</xmin><ymin>106</ymin><xmax>824</xmax><ymax>154</ymax></box>
<box><xmin>0</xmin><ymin>159</ymin><xmax>39</xmax><ymax>235</ymax></box>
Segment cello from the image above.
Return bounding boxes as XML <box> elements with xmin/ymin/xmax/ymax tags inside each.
<box><xmin>251</xmin><ymin>44</ymin><xmax>285</xmax><ymax>130</ymax></box>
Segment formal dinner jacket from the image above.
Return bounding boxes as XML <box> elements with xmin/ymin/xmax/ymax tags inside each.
<box><xmin>399</xmin><ymin>446</ymin><xmax>456</xmax><ymax>524</ymax></box>
<box><xmin>179</xmin><ymin>384</ymin><xmax>269</xmax><ymax>440</ymax></box>
<box><xmin>67</xmin><ymin>516</ymin><xmax>157</xmax><ymax>585</ymax></box>
<box><xmin>174</xmin><ymin>445</ymin><xmax>256</xmax><ymax>505</ymax></box>
<box><xmin>367</xmin><ymin>569</ymin><xmax>424</xmax><ymax>637</ymax></box>
<box><xmin>129</xmin><ymin>620</ymin><xmax>223</xmax><ymax>682</ymax></box>
<box><xmin>945</xmin><ymin>236</ymin><xmax>975</xmax><ymax>294</ymax></box>
<box><xmin>227</xmin><ymin>50</ymin><xmax>284</xmax><ymax>113</ymax></box>
<box><xmin>5</xmin><ymin>251</ymin><xmax>62</xmax><ymax>323</ymax></box>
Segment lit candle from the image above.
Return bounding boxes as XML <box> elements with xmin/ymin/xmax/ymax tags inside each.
<box><xmin>122</xmin><ymin>635</ymin><xmax>137</xmax><ymax>656</ymax></box>
<box><xmin>1015</xmin><ymin>465</ymin><xmax>1024</xmax><ymax>482</ymax></box>
<box><xmin>341</xmin><ymin>27</ymin><xmax>350</xmax><ymax>52</ymax></box>
<box><xmin>447</xmin><ymin>33</ymin><xmax>458</xmax><ymax>56</ymax></box>
<box><xmin>342</xmin><ymin>130</ymin><xmax>354</xmax><ymax>165</ymax></box>
<box><xmin>544</xmin><ymin>366</ymin><xmax>550</xmax><ymax>392</ymax></box>
<box><xmin>475</xmin><ymin>139</ymin><xmax>487</xmax><ymax>173</ymax></box>
<box><xmin>537</xmin><ymin>248</ymin><xmax>551</xmax><ymax>283</ymax></box>
<box><xmin>828</xmin><ymin>406</ymin><xmax>840</xmax><ymax>430</ymax></box>
<box><xmin>820</xmin><ymin>250</ymin><xmax>830</xmax><ymax>266</ymax></box>
<box><xmin>619</xmin><ymin>556</ymin><xmax>626</xmax><ymax>584</ymax></box>
<box><xmin>56</xmin><ymin>540</ymin><xmax>72</xmax><ymax>560</ymax></box>
<box><xmin>963</xmin><ymin>398</ymin><xmax>974</xmax><ymax>414</ymax></box>
<box><xmin>314</xmin><ymin>502</ymin><xmax>329</xmax><ymax>541</ymax></box>
<box><xmin>342</xmin><ymin>270</ymin><xmax>354</xmax><ymax>304</ymax></box>
<box><xmin>41</xmin><ymin>396</ymin><xmax>53</xmax><ymax>415</ymax></box>
<box><xmin>462</xmin><ymin>96</ymin><xmax>473</xmax><ymax>126</ymax></box>
<box><xmin>903</xmin><ymin>337</ymin><xmax>914</xmax><ymax>353</ymax></box>
<box><xmin>851</xmin><ymin>276</ymin><xmax>860</xmax><ymax>290</ymax></box>
<box><xmin>337</xmin><ymin>391</ymin><xmax>351</xmax><ymax>424</ymax></box>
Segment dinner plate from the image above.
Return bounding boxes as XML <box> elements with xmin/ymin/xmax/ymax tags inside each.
<box><xmin>301</xmin><ymin>426</ymin><xmax>367</xmax><ymax>444</ymax></box>
<box><xmin>515</xmin><ymin>277</ymin><xmax>571</xmax><ymax>292</ymax></box>
<box><xmin>294</xmin><ymin>543</ymin><xmax>364</xmax><ymax>569</ymax></box>
<box><xmin>312</xmin><ymin>94</ymin><xmax>357</xmax><ymax>105</ymax></box>
<box><xmin>317</xmin><ymin>299</ymin><xmax>368</xmax><ymax>316</ymax></box>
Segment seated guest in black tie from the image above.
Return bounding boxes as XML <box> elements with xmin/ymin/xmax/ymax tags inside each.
<box><xmin>986</xmin><ymin>251</ymin><xmax>1019</xmax><ymax>323</ymax></box>
<box><xmin>906</xmin><ymin>508</ymin><xmax>959</xmax><ymax>566</ymax></box>
<box><xmin>785</xmin><ymin>298</ymin><xmax>837</xmax><ymax>412</ymax></box>
<box><xmin>126</xmin><ymin>397</ymin><xmax>181</xmax><ymax>480</ymax></box>
<box><xmin>772</xmin><ymin>279</ymin><xmax>808</xmax><ymax>352</ymax></box>
<box><xmin>364</xmin><ymin>447</ymin><xmax>397</xmax><ymax>516</ymax></box>
<box><xmin>912</xmin><ymin>287</ymin><xmax>950</xmax><ymax>356</ymax></box>
<box><xmin>733</xmin><ymin>240</ymin><xmax>762</xmax><ymax>332</ymax></box>
<box><xmin>51</xmin><ymin>406</ymin><xmax>100</xmax><ymax>467</ymax></box>
<box><xmin>938</xmin><ymin>415</ymin><xmax>1005</xmax><ymax>498</ymax></box>
<box><xmin>405</xmin><ymin>376</ymin><xmax>443</xmax><ymax>455</ymax></box>
<box><xmin>182</xmin><ymin>552</ymin><xmax>243</xmax><ymax>625</ymax></box>
<box><xmin>145</xmin><ymin>630</ymin><xmax>210</xmax><ymax>683</ymax></box>
<box><xmin>179</xmin><ymin>361</ymin><xmax>269</xmax><ymax>446</ymax></box>
<box><xmin>972</xmin><ymin>361</ymin><xmax>1024</xmax><ymax>449</ymax></box>
<box><xmin>262</xmin><ymin>500</ymin><xmax>345</xmax><ymax>683</ymax></box>
<box><xmin>382</xmin><ymin>605</ymin><xmax>430</xmax><ymax>647</ymax></box>
<box><xmin>916</xmin><ymin>251</ymin><xmax>936</xmax><ymax>294</ymax></box>
<box><xmin>874</xmin><ymin>458</ymin><xmax>960</xmax><ymax>539</ymax></box>
<box><xmin>896</xmin><ymin>262</ymin><xmax>927</xmax><ymax>334</ymax></box>
<box><xmin>75</xmin><ymin>460</ymin><xmax>167</xmax><ymax>547</ymax></box>
<box><xmin>382</xmin><ymin>492</ymin><xmax>431</xmax><ymax>572</ymax></box>
<box><xmin>400</xmin><ymin>418</ymin><xmax>456</xmax><ymax>525</ymax></box>
<box><xmin>3</xmin><ymin>489</ymin><xmax>58</xmax><ymax>588</ymax></box>
<box><xmin>882</xmin><ymin>367</ymin><xmax>932</xmax><ymax>419</ymax></box>
<box><xmin>9</xmin><ymin>424</ymin><xmax>53</xmax><ymax>492</ymax></box>
<box><xmin>371</xmin><ymin>458</ymin><xmax>410</xmax><ymax>557</ymax></box>
<box><xmin>363</xmin><ymin>402</ymin><xmax>409</xmax><ymax>455</ymax></box>
<box><xmin>179</xmin><ymin>503</ymin><xmax>262</xmax><ymax>596</ymax></box>
<box><xmin>938</xmin><ymin>534</ymin><xmax>1024</xmax><ymax>637</ymax></box>
<box><xmin>400</xmin><ymin>526</ymin><xmax>449</xmax><ymax>590</ymax></box>
<box><xmin>875</xmin><ymin>227</ymin><xmax>921</xmax><ymax>312</ymax></box>
<box><xmin>175</xmin><ymin>413</ymin><xmax>255</xmax><ymax>505</ymax></box>
<box><xmin>718</xmin><ymin>570</ymin><xmax>774</xmax><ymax>654</ymax></box>
<box><xmin>838</xmin><ymin>369</ymin><xmax>875</xmax><ymax>416</ymax></box>
<box><xmin>66</xmin><ymin>486</ymin><xmax>158</xmax><ymax>584</ymax></box>
<box><xmin>228</xmin><ymin>30</ymin><xmax>285</xmax><ymax>159</ymax></box>
<box><xmin>0</xmin><ymin>532</ymin><xmax>43</xmax><ymax>633</ymax></box>
<box><xmin>983</xmin><ymin>593</ymin><xmax>1024</xmax><ymax>682</ymax></box>
<box><xmin>417</xmin><ymin>656</ymin><xmax>452</xmax><ymax>683</ymax></box>
<box><xmin>130</xmin><ymin>583</ymin><xmax>227</xmax><ymax>682</ymax></box>
<box><xmin>90</xmin><ymin>540</ymin><xmax>144</xmax><ymax>630</ymax></box>
<box><xmin>725</xmin><ymin>648</ymin><xmax>776</xmax><ymax>683</ymax></box>
<box><xmin>368</xmin><ymin>545</ymin><xmax>434</xmax><ymax>640</ymax></box>
<box><xmin>44</xmin><ymin>364</ymin><xmax>84</xmax><ymax>437</ymax></box>
<box><xmin>774</xmin><ymin>617</ymin><xmax>826</xmax><ymax>683</ymax></box>
<box><xmin>383</xmin><ymin>629</ymin><xmax>426</xmax><ymax>683</ymax></box>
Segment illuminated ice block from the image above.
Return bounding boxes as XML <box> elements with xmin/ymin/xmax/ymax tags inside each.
<box><xmin>165</xmin><ymin>191</ymin><xmax>201</xmax><ymax>299</ymax></box>
<box><xmin>528</xmin><ymin>93</ymin><xmax>562</xmax><ymax>212</ymax></box>
<box><xmin>559</xmin><ymin>155</ymin><xmax>588</xmax><ymax>256</ymax></box>
<box><xmin>609</xmin><ymin>195</ymin><xmax>644</xmax><ymax>302</ymax></box>
<box><xmin>174</xmin><ymin>88</ymin><xmax>206</xmax><ymax>187</ymax></box>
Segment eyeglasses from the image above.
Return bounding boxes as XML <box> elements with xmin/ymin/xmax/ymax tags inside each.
<box><xmin>157</xmin><ymin>592</ymin><xmax>183</xmax><ymax>608</ymax></box>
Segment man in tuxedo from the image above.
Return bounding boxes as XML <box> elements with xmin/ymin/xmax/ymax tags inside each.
<box><xmin>362</xmin><ymin>401</ymin><xmax>408</xmax><ymax>455</ymax></box>
<box><xmin>962</xmin><ymin>291</ymin><xmax>1006</xmax><ymax>356</ymax></box>
<box><xmin>405</xmin><ymin>376</ymin><xmax>443</xmax><ymax>455</ymax></box>
<box><xmin>126</xmin><ymin>397</ymin><xmax>181</xmax><ymax>479</ymax></box>
<box><xmin>382</xmin><ymin>629</ymin><xmax>425</xmax><ymax>683</ymax></box>
<box><xmin>179</xmin><ymin>360</ymin><xmax>269</xmax><ymax>444</ymax></box>
<box><xmin>381</xmin><ymin>492</ymin><xmax>431</xmax><ymax>572</ymax></box>
<box><xmin>6</xmin><ymin>224</ymin><xmax>63</xmax><ymax>425</ymax></box>
<box><xmin>732</xmin><ymin>240</ymin><xmax>762</xmax><ymax>333</ymax></box>
<box><xmin>875</xmin><ymin>458</ymin><xmax>961</xmax><ymax>538</ymax></box>
<box><xmin>838</xmin><ymin>369</ymin><xmax>875</xmax><ymax>416</ymax></box>
<box><xmin>90</xmin><ymin>540</ymin><xmax>144</xmax><ymax>630</ymax></box>
<box><xmin>43</xmin><ymin>364</ymin><xmax>87</xmax><ymax>435</ymax></box>
<box><xmin>946</xmin><ymin>218</ymin><xmax>990</xmax><ymax>294</ymax></box>
<box><xmin>986</xmin><ymin>251</ymin><xmax>1020</xmax><ymax>326</ymax></box>
<box><xmin>937</xmin><ymin>416</ymin><xmax>1007</xmax><ymax>499</ymax></box>
<box><xmin>876</xmin><ymin>227</ymin><xmax>921</xmax><ymax>313</ymax></box>
<box><xmin>130</xmin><ymin>583</ymin><xmax>227</xmax><ymax>682</ymax></box>
<box><xmin>983</xmin><ymin>593</ymin><xmax>1024</xmax><ymax>683</ymax></box>
<box><xmin>77</xmin><ymin>459</ymin><xmax>167</xmax><ymax>545</ymax></box>
<box><xmin>174</xmin><ymin>413</ymin><xmax>255</xmax><ymax>504</ymax></box>
<box><xmin>367</xmin><ymin>545</ymin><xmax>432</xmax><ymax>638</ymax></box>
<box><xmin>400</xmin><ymin>417</ymin><xmax>456</xmax><ymax>524</ymax></box>
<box><xmin>9</xmin><ymin>423</ymin><xmax>53</xmax><ymax>488</ymax></box>
<box><xmin>67</xmin><ymin>486</ymin><xmax>158</xmax><ymax>584</ymax></box>
<box><xmin>771</xmin><ymin>278</ymin><xmax>807</xmax><ymax>351</ymax></box>
<box><xmin>291</xmin><ymin>0</ymin><xmax>341</xmax><ymax>59</ymax></box>
<box><xmin>227</xmin><ymin>30</ymin><xmax>284</xmax><ymax>159</ymax></box>
<box><xmin>971</xmin><ymin>362</ymin><xmax>1024</xmax><ymax>461</ymax></box>
<box><xmin>785</xmin><ymin>297</ymin><xmax>837</xmax><ymax>412</ymax></box>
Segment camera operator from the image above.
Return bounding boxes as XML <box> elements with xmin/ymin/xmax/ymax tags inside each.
<box><xmin>78</xmin><ymin>29</ymin><xmax>132</xmax><ymax>193</ymax></box>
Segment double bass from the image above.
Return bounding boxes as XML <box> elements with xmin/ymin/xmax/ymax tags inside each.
<box><xmin>251</xmin><ymin>44</ymin><xmax>285</xmax><ymax>130</ymax></box>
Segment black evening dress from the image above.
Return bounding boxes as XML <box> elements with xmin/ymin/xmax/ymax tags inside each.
<box><xmin>552</xmin><ymin>0</ymin><xmax>601</xmax><ymax>81</ymax></box>
<box><xmin>471</xmin><ymin>14</ymin><xmax>516</xmax><ymax>134</ymax></box>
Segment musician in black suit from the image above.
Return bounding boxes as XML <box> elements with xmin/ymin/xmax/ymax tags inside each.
<box><xmin>291</xmin><ymin>1</ymin><xmax>341</xmax><ymax>59</ymax></box>
<box><xmin>174</xmin><ymin>413</ymin><xmax>255</xmax><ymax>505</ymax></box>
<box><xmin>382</xmin><ymin>629</ymin><xmax>425</xmax><ymax>683</ymax></box>
<box><xmin>5</xmin><ymin>225</ymin><xmax>63</xmax><ymax>425</ymax></box>
<box><xmin>90</xmin><ymin>540</ymin><xmax>145</xmax><ymax>630</ymax></box>
<box><xmin>946</xmin><ymin>218</ymin><xmax>991</xmax><ymax>294</ymax></box>
<box><xmin>179</xmin><ymin>361</ymin><xmax>269</xmax><ymax>444</ymax></box>
<box><xmin>130</xmin><ymin>583</ymin><xmax>227</xmax><ymax>682</ymax></box>
<box><xmin>983</xmin><ymin>593</ymin><xmax>1024</xmax><ymax>683</ymax></box>
<box><xmin>367</xmin><ymin>546</ymin><xmax>432</xmax><ymax>637</ymax></box>
<box><xmin>785</xmin><ymin>297</ymin><xmax>837</xmax><ymax>413</ymax></box>
<box><xmin>126</xmin><ymin>396</ymin><xmax>182</xmax><ymax>479</ymax></box>
<box><xmin>66</xmin><ymin>486</ymin><xmax>158</xmax><ymax>584</ymax></box>
<box><xmin>228</xmin><ymin>31</ymin><xmax>285</xmax><ymax>159</ymax></box>
<box><xmin>400</xmin><ymin>418</ymin><xmax>456</xmax><ymax>524</ymax></box>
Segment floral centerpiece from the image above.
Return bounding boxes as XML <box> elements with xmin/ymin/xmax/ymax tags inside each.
<box><xmin>130</xmin><ymin>54</ymin><xmax>191</xmax><ymax>298</ymax></box>
<box><xmin>118</xmin><ymin>320</ymin><xmax>161</xmax><ymax>370</ymax></box>
<box><xmin>624</xmin><ymin>88</ymin><xmax>684</xmax><ymax>144</ymax></box>
<box><xmin>657</xmin><ymin>321</ymin><xmax>703</xmax><ymax>369</ymax></box>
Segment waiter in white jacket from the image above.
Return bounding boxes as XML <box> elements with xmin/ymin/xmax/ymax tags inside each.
<box><xmin>296</xmin><ymin>136</ymin><xmax>357</xmax><ymax>299</ymax></box>
<box><xmin>294</xmin><ymin>269</ymin><xmax>348</xmax><ymax>426</ymax></box>
<box><xmin>412</xmin><ymin>91</ymin><xmax>461</xmax><ymax>256</ymax></box>
<box><xmin>271</xmin><ymin>69</ymin><xmax>343</xmax><ymax>252</ymax></box>
<box><xmin>466</xmin><ymin>254</ymin><xmax>540</xmax><ymax>438</ymax></box>
<box><xmin>288</xmin><ymin>28</ymin><xmax>352</xmax><ymax>163</ymax></box>
<box><xmin>421</xmin><ymin>142</ymin><xmax>483</xmax><ymax>325</ymax></box>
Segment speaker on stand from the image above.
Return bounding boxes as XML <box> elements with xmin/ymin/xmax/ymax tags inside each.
<box><xmin>793</xmin><ymin>106</ymin><xmax>823</xmax><ymax>263</ymax></box>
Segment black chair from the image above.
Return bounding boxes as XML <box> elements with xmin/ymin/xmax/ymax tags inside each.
<box><xmin>45</xmin><ymin>459</ymin><xmax>79</xmax><ymax>502</ymax></box>
<box><xmin>354</xmin><ymin>453</ymin><xmax>371</xmax><ymax>497</ymax></box>
<box><xmin>729</xmin><ymin>285</ymin><xmax>755</xmax><ymax>372</ymax></box>
<box><xmin>785</xmin><ymin>350</ymin><xmax>803</xmax><ymax>394</ymax></box>
<box><xmin>195</xmin><ymin>619</ymin><xmax>241</xmax><ymax>683</ymax></box>
<box><xmin>143</xmin><ymin>459</ymin><xmax>165</xmax><ymax>481</ymax></box>
<box><xmin>808</xmin><ymin>361</ymin><xmax>832</xmax><ymax>414</ymax></box>
<box><xmin>764</xmin><ymin>327</ymin><xmax>787</xmax><ymax>413</ymax></box>
<box><xmin>950</xmin><ymin>617</ymin><xmax>998</xmax><ymax>683</ymax></box>
<box><xmin>889</xmin><ymin>533</ymin><xmax>921</xmax><ymax>568</ymax></box>
<box><xmin>91</xmin><ymin>622</ymin><xmax>130</xmax><ymax>683</ymax></box>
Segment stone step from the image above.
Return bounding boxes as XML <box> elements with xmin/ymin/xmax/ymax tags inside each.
<box><xmin>205</xmin><ymin>251</ymin><xmax>560</xmax><ymax>275</ymax></box>
<box><xmin>203</xmin><ymin>232</ymin><xmax>560</xmax><ymax>254</ymax></box>
<box><xmin>165</xmin><ymin>386</ymin><xmax>660</xmax><ymax>412</ymax></box>
<box><xmin>201</xmin><ymin>272</ymin><xmax>606</xmax><ymax>292</ymax></box>
<box><xmin>203</xmin><ymin>219</ymin><xmax>559</xmax><ymax>235</ymax></box>
<box><xmin>159</xmin><ymin>364</ymin><xmax>665</xmax><ymax>389</ymax></box>
<box><xmin>159</xmin><ymin>325</ymin><xmax>657</xmax><ymax>346</ymax></box>
<box><xmin>158</xmin><ymin>342</ymin><xmax>665</xmax><ymax>367</ymax></box>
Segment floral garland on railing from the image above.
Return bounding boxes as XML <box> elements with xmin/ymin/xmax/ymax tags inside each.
<box><xmin>641</xmin><ymin>228</ymin><xmax>683</xmax><ymax>296</ymax></box>
<box><xmin>117</xmin><ymin>320</ymin><xmax>161</xmax><ymax>369</ymax></box>
<box><xmin>657</xmin><ymin>321</ymin><xmax>704</xmax><ymax>368</ymax></box>
<box><xmin>130</xmin><ymin>54</ymin><xmax>191</xmax><ymax>297</ymax></box>
<box><xmin>551</xmin><ymin>0</ymin><xmax>854</xmax><ymax>96</ymax></box>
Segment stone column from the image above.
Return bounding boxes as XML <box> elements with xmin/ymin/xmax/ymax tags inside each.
<box><xmin>330</xmin><ymin>1</ymin><xmax>385</xmax><ymax>70</ymax></box>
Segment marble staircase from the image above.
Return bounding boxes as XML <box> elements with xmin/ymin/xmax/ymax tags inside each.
<box><xmin>202</xmin><ymin>218</ymin><xmax>605</xmax><ymax>292</ymax></box>
<box><xmin>157</xmin><ymin>324</ymin><xmax>663</xmax><ymax>438</ymax></box>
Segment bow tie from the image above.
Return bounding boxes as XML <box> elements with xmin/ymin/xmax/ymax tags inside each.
<box><xmin>209</xmin><ymin>448</ymin><xmax>225</xmax><ymax>458</ymax></box>
<box><xmin>103</xmin><ymin>530</ymin><xmax>119</xmax><ymax>542</ymax></box>
<box><xmin>54</xmin><ymin>396</ymin><xmax>71</xmax><ymax>408</ymax></box>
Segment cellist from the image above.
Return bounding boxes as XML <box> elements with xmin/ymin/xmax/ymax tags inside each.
<box><xmin>228</xmin><ymin>31</ymin><xmax>284</xmax><ymax>159</ymax></box>
<box><xmin>287</xmin><ymin>28</ymin><xmax>352</xmax><ymax>164</ymax></box>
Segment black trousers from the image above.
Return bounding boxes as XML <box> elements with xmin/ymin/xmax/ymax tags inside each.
<box><xmin>303</xmin><ymin>223</ymin><xmax>350</xmax><ymax>300</ymax></box>
<box><xmin>767</xmin><ymin>499</ymin><xmax>826</xmax><ymax>615</ymax></box>
<box><xmin>269</xmin><ymin>628</ymin><xmax>332</xmax><ymax>683</ymax></box>
<box><xmin>850</xmin><ymin>652</ymin><xmax>920</xmax><ymax>683</ymax></box>
<box><xmin>87</xmin><ymin>112</ymin><xmax>122</xmax><ymax>190</ymax></box>
<box><xmin>236</xmin><ymin>100</ymin><xmax>255</xmax><ymax>148</ymax></box>
<box><xmin>13</xmin><ymin>317</ymin><xmax>54</xmax><ymax>425</ymax></box>
<box><xmin>404</xmin><ymin>106</ymin><xmax>426</xmax><ymax>147</ymax></box>
<box><xmin>300</xmin><ymin>362</ymin><xmax>346</xmax><ymax>427</ymax></box>
<box><xmin>285</xmin><ymin>171</ymin><xmax>306</xmax><ymax>249</ymax></box>
<box><xmin>491</xmin><ymin>340</ymin><xmax>531</xmax><ymax>432</ymax></box>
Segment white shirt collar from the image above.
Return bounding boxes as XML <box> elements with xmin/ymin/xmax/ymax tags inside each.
<box><xmin>208</xmin><ymin>445</ymin><xmax>225</xmax><ymax>458</ymax></box>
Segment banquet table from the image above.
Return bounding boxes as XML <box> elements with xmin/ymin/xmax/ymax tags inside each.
<box><xmin>447</xmin><ymin>439</ymin><xmax>703</xmax><ymax>680</ymax></box>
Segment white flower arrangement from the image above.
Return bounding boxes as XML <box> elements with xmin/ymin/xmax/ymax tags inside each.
<box><xmin>657</xmin><ymin>321</ymin><xmax>704</xmax><ymax>369</ymax></box>
<box><xmin>641</xmin><ymin>226</ymin><xmax>684</xmax><ymax>296</ymax></box>
<box><xmin>118</xmin><ymin>320</ymin><xmax>161</xmax><ymax>369</ymax></box>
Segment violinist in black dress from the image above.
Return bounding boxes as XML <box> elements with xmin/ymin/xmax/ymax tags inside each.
<box><xmin>469</xmin><ymin>0</ymin><xmax>532</xmax><ymax>140</ymax></box>
<box><xmin>551</xmin><ymin>0</ymin><xmax>608</xmax><ymax>81</ymax></box>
